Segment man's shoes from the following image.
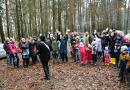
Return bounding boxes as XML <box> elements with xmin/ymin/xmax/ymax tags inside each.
<box><xmin>117</xmin><ymin>77</ymin><xmax>123</xmax><ymax>81</ymax></box>
<box><xmin>44</xmin><ymin>76</ymin><xmax>50</xmax><ymax>80</ymax></box>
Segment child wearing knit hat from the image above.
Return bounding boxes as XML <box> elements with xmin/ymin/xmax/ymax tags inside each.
<box><xmin>117</xmin><ymin>45</ymin><xmax>130</xmax><ymax>84</ymax></box>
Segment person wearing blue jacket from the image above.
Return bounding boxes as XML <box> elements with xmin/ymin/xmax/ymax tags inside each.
<box><xmin>58</xmin><ymin>32</ymin><xmax>68</xmax><ymax>63</ymax></box>
<box><xmin>114</xmin><ymin>40</ymin><xmax>121</xmax><ymax>67</ymax></box>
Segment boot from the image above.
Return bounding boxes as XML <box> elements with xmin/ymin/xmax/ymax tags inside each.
<box><xmin>126</xmin><ymin>75</ymin><xmax>129</xmax><ymax>84</ymax></box>
<box><xmin>113</xmin><ymin>58</ymin><xmax>116</xmax><ymax>64</ymax></box>
<box><xmin>110</xmin><ymin>58</ymin><xmax>113</xmax><ymax>64</ymax></box>
<box><xmin>117</xmin><ymin>77</ymin><xmax>123</xmax><ymax>81</ymax></box>
<box><xmin>23</xmin><ymin>60</ymin><xmax>25</xmax><ymax>68</ymax></box>
<box><xmin>53</xmin><ymin>61</ymin><xmax>55</xmax><ymax>64</ymax></box>
<box><xmin>77</xmin><ymin>59</ymin><xmax>80</xmax><ymax>63</ymax></box>
<box><xmin>73</xmin><ymin>59</ymin><xmax>76</xmax><ymax>62</ymax></box>
<box><xmin>91</xmin><ymin>61</ymin><xmax>94</xmax><ymax>65</ymax></box>
<box><xmin>94</xmin><ymin>62</ymin><xmax>97</xmax><ymax>66</ymax></box>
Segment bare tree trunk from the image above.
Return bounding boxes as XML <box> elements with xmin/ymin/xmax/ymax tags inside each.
<box><xmin>16</xmin><ymin>0</ymin><xmax>21</xmax><ymax>40</ymax></box>
<box><xmin>0</xmin><ymin>13</ymin><xmax>5</xmax><ymax>43</ymax></box>
<box><xmin>53</xmin><ymin>0</ymin><xmax>56</xmax><ymax>32</ymax></box>
<box><xmin>117</xmin><ymin>0</ymin><xmax>119</xmax><ymax>29</ymax></box>
<box><xmin>40</xmin><ymin>0</ymin><xmax>43</xmax><ymax>34</ymax></box>
<box><xmin>5</xmin><ymin>0</ymin><xmax>10</xmax><ymax>38</ymax></box>
<box><xmin>58</xmin><ymin>0</ymin><xmax>62</xmax><ymax>33</ymax></box>
<box><xmin>19</xmin><ymin>0</ymin><xmax>23</xmax><ymax>37</ymax></box>
<box><xmin>126</xmin><ymin>0</ymin><xmax>130</xmax><ymax>34</ymax></box>
<box><xmin>29</xmin><ymin>0</ymin><xmax>32</xmax><ymax>36</ymax></box>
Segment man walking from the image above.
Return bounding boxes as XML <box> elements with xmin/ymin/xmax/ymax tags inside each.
<box><xmin>38</xmin><ymin>35</ymin><xmax>52</xmax><ymax>80</ymax></box>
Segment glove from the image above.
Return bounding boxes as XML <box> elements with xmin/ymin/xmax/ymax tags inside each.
<box><xmin>125</xmin><ymin>68</ymin><xmax>128</xmax><ymax>71</ymax></box>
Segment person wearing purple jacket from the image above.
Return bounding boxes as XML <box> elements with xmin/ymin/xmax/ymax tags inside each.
<box><xmin>3</xmin><ymin>38</ymin><xmax>11</xmax><ymax>66</ymax></box>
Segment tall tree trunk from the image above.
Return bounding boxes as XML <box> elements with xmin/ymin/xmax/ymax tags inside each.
<box><xmin>0</xmin><ymin>13</ymin><xmax>5</xmax><ymax>43</ymax></box>
<box><xmin>126</xmin><ymin>0</ymin><xmax>130</xmax><ymax>34</ymax></box>
<box><xmin>40</xmin><ymin>0</ymin><xmax>43</xmax><ymax>34</ymax></box>
<box><xmin>79</xmin><ymin>0</ymin><xmax>82</xmax><ymax>32</ymax></box>
<box><xmin>117</xmin><ymin>0</ymin><xmax>119</xmax><ymax>29</ymax></box>
<box><xmin>58</xmin><ymin>0</ymin><xmax>62</xmax><ymax>33</ymax></box>
<box><xmin>53</xmin><ymin>0</ymin><xmax>56</xmax><ymax>32</ymax></box>
<box><xmin>65</xmin><ymin>0</ymin><xmax>67</xmax><ymax>32</ymax></box>
<box><xmin>16</xmin><ymin>0</ymin><xmax>21</xmax><ymax>40</ymax></box>
<box><xmin>34</xmin><ymin>0</ymin><xmax>37</xmax><ymax>36</ymax></box>
<box><xmin>29</xmin><ymin>0</ymin><xmax>32</xmax><ymax>36</ymax></box>
<box><xmin>5</xmin><ymin>0</ymin><xmax>10</xmax><ymax>38</ymax></box>
<box><xmin>19</xmin><ymin>0</ymin><xmax>23</xmax><ymax>37</ymax></box>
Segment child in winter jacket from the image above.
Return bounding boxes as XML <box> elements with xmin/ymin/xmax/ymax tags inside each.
<box><xmin>78</xmin><ymin>42</ymin><xmax>86</xmax><ymax>65</ymax></box>
<box><xmin>104</xmin><ymin>47</ymin><xmax>109</xmax><ymax>65</ymax></box>
<box><xmin>114</xmin><ymin>40</ymin><xmax>121</xmax><ymax>67</ymax></box>
<box><xmin>91</xmin><ymin>41</ymin><xmax>98</xmax><ymax>66</ymax></box>
<box><xmin>75</xmin><ymin>39</ymin><xmax>80</xmax><ymax>63</ymax></box>
<box><xmin>22</xmin><ymin>49</ymin><xmax>30</xmax><ymax>67</ymax></box>
<box><xmin>117</xmin><ymin>46</ymin><xmax>130</xmax><ymax>84</ymax></box>
<box><xmin>86</xmin><ymin>44</ymin><xmax>92</xmax><ymax>63</ymax></box>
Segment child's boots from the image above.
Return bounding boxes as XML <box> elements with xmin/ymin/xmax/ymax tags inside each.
<box><xmin>110</xmin><ymin>58</ymin><xmax>113</xmax><ymax>64</ymax></box>
<box><xmin>113</xmin><ymin>58</ymin><xmax>116</xmax><ymax>64</ymax></box>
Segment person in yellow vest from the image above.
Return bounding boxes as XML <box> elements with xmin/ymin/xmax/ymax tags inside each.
<box><xmin>84</xmin><ymin>32</ymin><xmax>91</xmax><ymax>45</ymax></box>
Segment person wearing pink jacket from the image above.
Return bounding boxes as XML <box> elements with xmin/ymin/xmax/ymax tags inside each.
<box><xmin>10</xmin><ymin>38</ymin><xmax>19</xmax><ymax>68</ymax></box>
<box><xmin>77</xmin><ymin>42</ymin><xmax>86</xmax><ymax>65</ymax></box>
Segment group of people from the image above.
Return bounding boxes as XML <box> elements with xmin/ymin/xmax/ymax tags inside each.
<box><xmin>3</xmin><ymin>28</ymin><xmax>130</xmax><ymax>83</ymax></box>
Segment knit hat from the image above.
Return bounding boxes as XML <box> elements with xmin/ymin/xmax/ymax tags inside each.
<box><xmin>115</xmin><ymin>40</ymin><xmax>120</xmax><ymax>44</ymax></box>
<box><xmin>105</xmin><ymin>47</ymin><xmax>108</xmax><ymax>50</ymax></box>
<box><xmin>103</xmin><ymin>32</ymin><xmax>106</xmax><ymax>34</ymax></box>
<box><xmin>20</xmin><ymin>37</ymin><xmax>23</xmax><ymax>40</ymax></box>
<box><xmin>92</xmin><ymin>41</ymin><xmax>96</xmax><ymax>45</ymax></box>
<box><xmin>121</xmin><ymin>46</ymin><xmax>128</xmax><ymax>51</ymax></box>
<box><xmin>40</xmin><ymin>35</ymin><xmax>45</xmax><ymax>41</ymax></box>
<box><xmin>80</xmin><ymin>42</ymin><xmax>83</xmax><ymax>46</ymax></box>
<box><xmin>80</xmin><ymin>33</ymin><xmax>83</xmax><ymax>35</ymax></box>
<box><xmin>81</xmin><ymin>38</ymin><xmax>84</xmax><ymax>42</ymax></box>
<box><xmin>71</xmin><ymin>32</ymin><xmax>74</xmax><ymax>36</ymax></box>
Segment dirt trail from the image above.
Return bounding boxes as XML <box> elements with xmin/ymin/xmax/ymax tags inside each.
<box><xmin>0</xmin><ymin>55</ymin><xmax>129</xmax><ymax>90</ymax></box>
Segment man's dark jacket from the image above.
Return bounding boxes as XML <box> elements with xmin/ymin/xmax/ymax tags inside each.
<box><xmin>38</xmin><ymin>39</ymin><xmax>52</xmax><ymax>62</ymax></box>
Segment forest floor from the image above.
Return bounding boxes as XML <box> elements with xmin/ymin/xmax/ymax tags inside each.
<box><xmin>0</xmin><ymin>54</ymin><xmax>130</xmax><ymax>90</ymax></box>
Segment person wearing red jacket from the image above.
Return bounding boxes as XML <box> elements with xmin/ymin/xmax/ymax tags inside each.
<box><xmin>9</xmin><ymin>38</ymin><xmax>18</xmax><ymax>68</ymax></box>
<box><xmin>86</xmin><ymin>44</ymin><xmax>92</xmax><ymax>63</ymax></box>
<box><xmin>77</xmin><ymin>42</ymin><xmax>86</xmax><ymax>65</ymax></box>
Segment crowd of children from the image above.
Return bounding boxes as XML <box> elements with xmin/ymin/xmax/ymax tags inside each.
<box><xmin>3</xmin><ymin>28</ymin><xmax>130</xmax><ymax>84</ymax></box>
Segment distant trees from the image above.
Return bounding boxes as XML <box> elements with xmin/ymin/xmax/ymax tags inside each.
<box><xmin>0</xmin><ymin>0</ymin><xmax>130</xmax><ymax>42</ymax></box>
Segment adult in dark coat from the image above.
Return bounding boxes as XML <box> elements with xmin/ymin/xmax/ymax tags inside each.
<box><xmin>107</xmin><ymin>32</ymin><xmax>116</xmax><ymax>63</ymax></box>
<box><xmin>29</xmin><ymin>40</ymin><xmax>37</xmax><ymax>64</ymax></box>
<box><xmin>96</xmin><ymin>31</ymin><xmax>109</xmax><ymax>62</ymax></box>
<box><xmin>38</xmin><ymin>35</ymin><xmax>52</xmax><ymax>80</ymax></box>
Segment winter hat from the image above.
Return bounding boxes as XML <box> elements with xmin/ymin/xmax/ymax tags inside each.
<box><xmin>40</xmin><ymin>35</ymin><xmax>45</xmax><ymax>41</ymax></box>
<box><xmin>92</xmin><ymin>41</ymin><xmax>96</xmax><ymax>45</ymax></box>
<box><xmin>33</xmin><ymin>36</ymin><xmax>36</xmax><ymax>38</ymax></box>
<box><xmin>81</xmin><ymin>38</ymin><xmax>84</xmax><ymax>42</ymax></box>
<box><xmin>103</xmin><ymin>32</ymin><xmax>106</xmax><ymax>34</ymax></box>
<box><xmin>105</xmin><ymin>47</ymin><xmax>108</xmax><ymax>50</ymax></box>
<box><xmin>121</xmin><ymin>46</ymin><xmax>128</xmax><ymax>51</ymax></box>
<box><xmin>80</xmin><ymin>33</ymin><xmax>83</xmax><ymax>35</ymax></box>
<box><xmin>71</xmin><ymin>32</ymin><xmax>74</xmax><ymax>36</ymax></box>
<box><xmin>20</xmin><ymin>37</ymin><xmax>23</xmax><ymax>40</ymax></box>
<box><xmin>115</xmin><ymin>40</ymin><xmax>120</xmax><ymax>44</ymax></box>
<box><xmin>88</xmin><ymin>44</ymin><xmax>91</xmax><ymax>47</ymax></box>
<box><xmin>80</xmin><ymin>42</ymin><xmax>83</xmax><ymax>46</ymax></box>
